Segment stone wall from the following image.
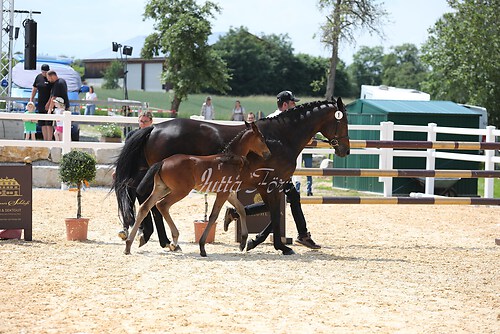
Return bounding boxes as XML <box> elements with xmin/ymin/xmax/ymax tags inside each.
<box><xmin>0</xmin><ymin>146</ymin><xmax>121</xmax><ymax>188</ymax></box>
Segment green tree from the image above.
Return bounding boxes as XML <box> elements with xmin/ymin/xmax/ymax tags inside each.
<box><xmin>213</xmin><ymin>26</ymin><xmax>343</xmax><ymax>98</ymax></box>
<box><xmin>102</xmin><ymin>60</ymin><xmax>122</xmax><ymax>90</ymax></box>
<box><xmin>213</xmin><ymin>27</ymin><xmax>278</xmax><ymax>96</ymax></box>
<box><xmin>421</xmin><ymin>0</ymin><xmax>500</xmax><ymax>126</ymax></box>
<box><xmin>142</xmin><ymin>0</ymin><xmax>230</xmax><ymax>112</ymax></box>
<box><xmin>348</xmin><ymin>45</ymin><xmax>384</xmax><ymax>97</ymax></box>
<box><xmin>318</xmin><ymin>0</ymin><xmax>387</xmax><ymax>100</ymax></box>
<box><xmin>71</xmin><ymin>59</ymin><xmax>85</xmax><ymax>82</ymax></box>
<box><xmin>382</xmin><ymin>43</ymin><xmax>428</xmax><ymax>89</ymax></box>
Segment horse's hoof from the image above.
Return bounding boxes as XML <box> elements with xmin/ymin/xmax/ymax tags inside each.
<box><xmin>283</xmin><ymin>249</ymin><xmax>295</xmax><ymax>255</ymax></box>
<box><xmin>239</xmin><ymin>243</ymin><xmax>245</xmax><ymax>252</ymax></box>
<box><xmin>200</xmin><ymin>251</ymin><xmax>207</xmax><ymax>257</ymax></box>
<box><xmin>118</xmin><ymin>229</ymin><xmax>128</xmax><ymax>241</ymax></box>
<box><xmin>124</xmin><ymin>249</ymin><xmax>131</xmax><ymax>255</ymax></box>
<box><xmin>169</xmin><ymin>243</ymin><xmax>182</xmax><ymax>252</ymax></box>
<box><xmin>246</xmin><ymin>239</ymin><xmax>256</xmax><ymax>251</ymax></box>
<box><xmin>138</xmin><ymin>236</ymin><xmax>146</xmax><ymax>247</ymax></box>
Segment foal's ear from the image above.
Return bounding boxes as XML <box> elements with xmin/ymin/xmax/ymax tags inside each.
<box><xmin>250</xmin><ymin>121</ymin><xmax>259</xmax><ymax>133</ymax></box>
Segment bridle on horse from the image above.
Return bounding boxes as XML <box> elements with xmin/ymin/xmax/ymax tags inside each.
<box><xmin>327</xmin><ymin>104</ymin><xmax>349</xmax><ymax>148</ymax></box>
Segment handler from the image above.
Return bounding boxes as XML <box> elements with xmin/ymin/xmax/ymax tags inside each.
<box><xmin>223</xmin><ymin>90</ymin><xmax>321</xmax><ymax>249</ymax></box>
<box><xmin>116</xmin><ymin>111</ymin><xmax>167</xmax><ymax>245</ymax></box>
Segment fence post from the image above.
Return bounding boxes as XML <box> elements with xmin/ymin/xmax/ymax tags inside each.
<box><xmin>379</xmin><ymin>121</ymin><xmax>394</xmax><ymax>197</ymax></box>
<box><xmin>425</xmin><ymin>123</ymin><xmax>437</xmax><ymax>195</ymax></box>
<box><xmin>483</xmin><ymin>125</ymin><xmax>495</xmax><ymax>198</ymax></box>
<box><xmin>62</xmin><ymin>111</ymin><xmax>72</xmax><ymax>155</ymax></box>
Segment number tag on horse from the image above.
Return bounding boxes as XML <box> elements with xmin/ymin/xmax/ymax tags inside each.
<box><xmin>335</xmin><ymin>111</ymin><xmax>343</xmax><ymax>120</ymax></box>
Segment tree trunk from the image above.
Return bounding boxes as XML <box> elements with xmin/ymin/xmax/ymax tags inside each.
<box><xmin>171</xmin><ymin>95</ymin><xmax>181</xmax><ymax>115</ymax></box>
<box><xmin>325</xmin><ymin>44</ymin><xmax>339</xmax><ymax>100</ymax></box>
<box><xmin>325</xmin><ymin>0</ymin><xmax>342</xmax><ymax>101</ymax></box>
<box><xmin>77</xmin><ymin>183</ymin><xmax>82</xmax><ymax>219</ymax></box>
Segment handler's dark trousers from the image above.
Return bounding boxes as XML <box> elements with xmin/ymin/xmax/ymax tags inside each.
<box><xmin>124</xmin><ymin>170</ymin><xmax>168</xmax><ymax>246</ymax></box>
<box><xmin>244</xmin><ymin>182</ymin><xmax>308</xmax><ymax>239</ymax></box>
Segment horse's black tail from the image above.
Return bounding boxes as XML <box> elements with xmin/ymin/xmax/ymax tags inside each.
<box><xmin>136</xmin><ymin>161</ymin><xmax>163</xmax><ymax>197</ymax></box>
<box><xmin>112</xmin><ymin>126</ymin><xmax>154</xmax><ymax>224</ymax></box>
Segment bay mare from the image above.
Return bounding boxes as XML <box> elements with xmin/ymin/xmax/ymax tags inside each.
<box><xmin>113</xmin><ymin>98</ymin><xmax>350</xmax><ymax>255</ymax></box>
<box><xmin>125</xmin><ymin>122</ymin><xmax>271</xmax><ymax>257</ymax></box>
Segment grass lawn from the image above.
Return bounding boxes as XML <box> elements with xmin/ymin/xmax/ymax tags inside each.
<box><xmin>477</xmin><ymin>178</ymin><xmax>500</xmax><ymax>198</ymax></box>
<box><xmin>92</xmin><ymin>88</ymin><xmax>355</xmax><ymax>120</ymax></box>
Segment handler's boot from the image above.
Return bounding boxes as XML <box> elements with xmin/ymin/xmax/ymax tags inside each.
<box><xmin>296</xmin><ymin>232</ymin><xmax>321</xmax><ymax>249</ymax></box>
<box><xmin>223</xmin><ymin>207</ymin><xmax>239</xmax><ymax>231</ymax></box>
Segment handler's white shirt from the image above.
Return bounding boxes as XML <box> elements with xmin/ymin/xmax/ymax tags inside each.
<box><xmin>267</xmin><ymin>109</ymin><xmax>281</xmax><ymax>118</ymax></box>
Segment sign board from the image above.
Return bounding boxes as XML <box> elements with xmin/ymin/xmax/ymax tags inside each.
<box><xmin>0</xmin><ymin>164</ymin><xmax>32</xmax><ymax>240</ymax></box>
<box><xmin>235</xmin><ymin>189</ymin><xmax>291</xmax><ymax>244</ymax></box>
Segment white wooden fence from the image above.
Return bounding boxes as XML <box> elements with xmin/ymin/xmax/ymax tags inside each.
<box><xmin>1</xmin><ymin>111</ymin><xmax>499</xmax><ymax>197</ymax></box>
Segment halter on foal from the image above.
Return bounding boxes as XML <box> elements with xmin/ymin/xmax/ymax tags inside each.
<box><xmin>124</xmin><ymin>122</ymin><xmax>271</xmax><ymax>257</ymax></box>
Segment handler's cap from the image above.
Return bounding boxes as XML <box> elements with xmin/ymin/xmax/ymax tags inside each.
<box><xmin>53</xmin><ymin>97</ymin><xmax>65</xmax><ymax>105</ymax></box>
<box><xmin>41</xmin><ymin>64</ymin><xmax>50</xmax><ymax>71</ymax></box>
<box><xmin>277</xmin><ymin>90</ymin><xmax>300</xmax><ymax>103</ymax></box>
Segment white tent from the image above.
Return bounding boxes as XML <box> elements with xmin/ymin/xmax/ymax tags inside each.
<box><xmin>12</xmin><ymin>60</ymin><xmax>82</xmax><ymax>92</ymax></box>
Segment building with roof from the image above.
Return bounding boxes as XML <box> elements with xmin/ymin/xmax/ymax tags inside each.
<box><xmin>334</xmin><ymin>99</ymin><xmax>483</xmax><ymax>196</ymax></box>
<box><xmin>82</xmin><ymin>36</ymin><xmax>166</xmax><ymax>92</ymax></box>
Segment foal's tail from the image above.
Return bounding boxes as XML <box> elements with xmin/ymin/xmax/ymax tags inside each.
<box><xmin>112</xmin><ymin>126</ymin><xmax>154</xmax><ymax>224</ymax></box>
<box><xmin>136</xmin><ymin>161</ymin><xmax>163</xmax><ymax>197</ymax></box>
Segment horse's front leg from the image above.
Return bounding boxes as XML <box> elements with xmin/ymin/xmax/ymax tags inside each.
<box><xmin>200</xmin><ymin>193</ymin><xmax>228</xmax><ymax>257</ymax></box>
<box><xmin>125</xmin><ymin>190</ymin><xmax>163</xmax><ymax>254</ymax></box>
<box><xmin>227</xmin><ymin>192</ymin><xmax>247</xmax><ymax>252</ymax></box>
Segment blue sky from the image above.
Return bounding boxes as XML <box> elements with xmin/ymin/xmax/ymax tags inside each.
<box><xmin>12</xmin><ymin>0</ymin><xmax>451</xmax><ymax>64</ymax></box>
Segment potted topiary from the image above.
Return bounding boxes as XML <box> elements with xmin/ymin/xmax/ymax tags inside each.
<box><xmin>59</xmin><ymin>150</ymin><xmax>97</xmax><ymax>241</ymax></box>
<box><xmin>97</xmin><ymin>123</ymin><xmax>122</xmax><ymax>142</ymax></box>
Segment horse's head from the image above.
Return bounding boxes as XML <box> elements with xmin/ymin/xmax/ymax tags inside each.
<box><xmin>319</xmin><ymin>97</ymin><xmax>350</xmax><ymax>157</ymax></box>
<box><xmin>244</xmin><ymin>121</ymin><xmax>271</xmax><ymax>159</ymax></box>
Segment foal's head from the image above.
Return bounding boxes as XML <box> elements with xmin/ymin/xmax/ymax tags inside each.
<box><xmin>225</xmin><ymin>122</ymin><xmax>271</xmax><ymax>159</ymax></box>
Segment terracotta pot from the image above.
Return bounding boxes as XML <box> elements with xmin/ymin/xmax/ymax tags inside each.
<box><xmin>193</xmin><ymin>220</ymin><xmax>216</xmax><ymax>243</ymax></box>
<box><xmin>0</xmin><ymin>229</ymin><xmax>22</xmax><ymax>240</ymax></box>
<box><xmin>65</xmin><ymin>218</ymin><xmax>89</xmax><ymax>241</ymax></box>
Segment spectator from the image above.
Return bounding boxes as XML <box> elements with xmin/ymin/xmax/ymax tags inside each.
<box><xmin>29</xmin><ymin>64</ymin><xmax>53</xmax><ymax>141</ymax></box>
<box><xmin>230</xmin><ymin>100</ymin><xmax>245</xmax><ymax>121</ymax></box>
<box><xmin>200</xmin><ymin>96</ymin><xmax>214</xmax><ymax>120</ymax></box>
<box><xmin>85</xmin><ymin>86</ymin><xmax>97</xmax><ymax>115</ymax></box>
<box><xmin>23</xmin><ymin>101</ymin><xmax>37</xmax><ymax>140</ymax></box>
<box><xmin>295</xmin><ymin>154</ymin><xmax>313</xmax><ymax>196</ymax></box>
<box><xmin>121</xmin><ymin>105</ymin><xmax>132</xmax><ymax>137</ymax></box>
<box><xmin>246</xmin><ymin>112</ymin><xmax>255</xmax><ymax>123</ymax></box>
<box><xmin>46</xmin><ymin>70</ymin><xmax>69</xmax><ymax>112</ymax></box>
<box><xmin>52</xmin><ymin>97</ymin><xmax>65</xmax><ymax>141</ymax></box>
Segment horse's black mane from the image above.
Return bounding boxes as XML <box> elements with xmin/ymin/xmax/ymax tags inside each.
<box><xmin>265</xmin><ymin>100</ymin><xmax>337</xmax><ymax>123</ymax></box>
<box><xmin>221</xmin><ymin>127</ymin><xmax>248</xmax><ymax>154</ymax></box>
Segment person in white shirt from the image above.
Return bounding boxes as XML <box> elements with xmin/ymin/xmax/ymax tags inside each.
<box><xmin>52</xmin><ymin>97</ymin><xmax>65</xmax><ymax>141</ymax></box>
<box><xmin>85</xmin><ymin>86</ymin><xmax>97</xmax><ymax>115</ymax></box>
<box><xmin>224</xmin><ymin>90</ymin><xmax>321</xmax><ymax>249</ymax></box>
<box><xmin>230</xmin><ymin>100</ymin><xmax>245</xmax><ymax>121</ymax></box>
<box><xmin>200</xmin><ymin>96</ymin><xmax>215</xmax><ymax>120</ymax></box>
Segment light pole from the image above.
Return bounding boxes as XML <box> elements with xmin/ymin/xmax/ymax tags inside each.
<box><xmin>112</xmin><ymin>42</ymin><xmax>133</xmax><ymax>100</ymax></box>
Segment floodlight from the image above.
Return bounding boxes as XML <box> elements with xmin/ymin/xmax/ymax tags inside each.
<box><xmin>123</xmin><ymin>45</ymin><xmax>133</xmax><ymax>56</ymax></box>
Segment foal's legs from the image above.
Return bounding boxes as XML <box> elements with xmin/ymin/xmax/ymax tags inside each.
<box><xmin>199</xmin><ymin>192</ymin><xmax>229</xmax><ymax>257</ymax></box>
<box><xmin>227</xmin><ymin>192</ymin><xmax>248</xmax><ymax>252</ymax></box>
<box><xmin>155</xmin><ymin>189</ymin><xmax>191</xmax><ymax>252</ymax></box>
<box><xmin>125</xmin><ymin>179</ymin><xmax>169</xmax><ymax>254</ymax></box>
